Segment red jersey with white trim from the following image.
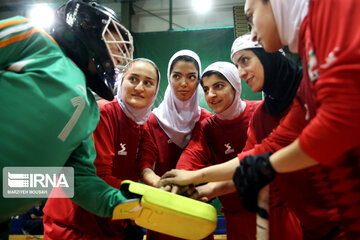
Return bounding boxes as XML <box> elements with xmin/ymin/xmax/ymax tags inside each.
<box><xmin>238</xmin><ymin>79</ymin><xmax>342</xmax><ymax>240</ymax></box>
<box><xmin>137</xmin><ymin>108</ymin><xmax>212</xmax><ymax>240</ymax></box>
<box><xmin>177</xmin><ymin>100</ymin><xmax>260</xmax><ymax>240</ymax></box>
<box><xmin>297</xmin><ymin>0</ymin><xmax>360</xmax><ymax>238</ymax></box>
<box><xmin>298</xmin><ymin>0</ymin><xmax>360</xmax><ymax>166</ymax></box>
<box><xmin>43</xmin><ymin>99</ymin><xmax>142</xmax><ymax>239</ymax></box>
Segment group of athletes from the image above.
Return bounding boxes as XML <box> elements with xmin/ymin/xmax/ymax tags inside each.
<box><xmin>0</xmin><ymin>0</ymin><xmax>359</xmax><ymax>239</ymax></box>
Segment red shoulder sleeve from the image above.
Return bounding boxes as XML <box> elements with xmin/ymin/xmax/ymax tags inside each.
<box><xmin>298</xmin><ymin>0</ymin><xmax>360</xmax><ymax>165</ymax></box>
<box><xmin>199</xmin><ymin>108</ymin><xmax>212</xmax><ymax>121</ymax></box>
<box><xmin>242</xmin><ymin>120</ymin><xmax>258</xmax><ymax>152</ymax></box>
<box><xmin>238</xmin><ymin>99</ymin><xmax>307</xmax><ymax>161</ymax></box>
<box><xmin>177</xmin><ymin>120</ymin><xmax>212</xmax><ymax>170</ymax></box>
<box><xmin>93</xmin><ymin>103</ymin><xmax>122</xmax><ymax>188</ymax></box>
<box><xmin>137</xmin><ymin>115</ymin><xmax>158</xmax><ymax>173</ymax></box>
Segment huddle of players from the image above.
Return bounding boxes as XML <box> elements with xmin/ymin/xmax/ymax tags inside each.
<box><xmin>1</xmin><ymin>0</ymin><xmax>359</xmax><ymax>239</ymax></box>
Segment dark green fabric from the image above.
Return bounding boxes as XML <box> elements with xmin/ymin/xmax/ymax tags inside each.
<box><xmin>133</xmin><ymin>27</ymin><xmax>262</xmax><ymax>112</ymax></box>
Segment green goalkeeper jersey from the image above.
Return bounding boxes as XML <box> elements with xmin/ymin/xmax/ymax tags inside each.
<box><xmin>0</xmin><ymin>16</ymin><xmax>127</xmax><ymax>223</ymax></box>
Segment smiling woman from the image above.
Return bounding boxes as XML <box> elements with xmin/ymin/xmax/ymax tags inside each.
<box><xmin>233</xmin><ymin>50</ymin><xmax>264</xmax><ymax>92</ymax></box>
<box><xmin>201</xmin><ymin>70</ymin><xmax>236</xmax><ymax>114</ymax></box>
<box><xmin>43</xmin><ymin>58</ymin><xmax>161</xmax><ymax>239</ymax></box>
<box><xmin>175</xmin><ymin>61</ymin><xmax>261</xmax><ymax>240</ymax></box>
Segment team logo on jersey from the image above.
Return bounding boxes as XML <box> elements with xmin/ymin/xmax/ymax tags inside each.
<box><xmin>224</xmin><ymin>143</ymin><xmax>234</xmax><ymax>155</ymax></box>
<box><xmin>320</xmin><ymin>47</ymin><xmax>340</xmax><ymax>69</ymax></box>
<box><xmin>118</xmin><ymin>143</ymin><xmax>127</xmax><ymax>156</ymax></box>
<box><xmin>307</xmin><ymin>49</ymin><xmax>319</xmax><ymax>82</ymax></box>
<box><xmin>304</xmin><ymin>104</ymin><xmax>310</xmax><ymax>121</ymax></box>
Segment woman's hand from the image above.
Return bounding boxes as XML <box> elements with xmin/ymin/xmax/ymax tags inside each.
<box><xmin>188</xmin><ymin>183</ymin><xmax>217</xmax><ymax>202</ymax></box>
<box><xmin>159</xmin><ymin>169</ymin><xmax>200</xmax><ymax>186</ymax></box>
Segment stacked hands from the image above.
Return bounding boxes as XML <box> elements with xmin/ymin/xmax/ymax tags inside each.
<box><xmin>157</xmin><ymin>170</ymin><xmax>216</xmax><ymax>202</ymax></box>
<box><xmin>156</xmin><ymin>151</ymin><xmax>277</xmax><ymax>214</ymax></box>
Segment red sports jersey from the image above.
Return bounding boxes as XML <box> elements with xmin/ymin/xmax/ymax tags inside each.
<box><xmin>177</xmin><ymin>100</ymin><xmax>261</xmax><ymax>240</ymax></box>
<box><xmin>238</xmin><ymin>79</ymin><xmax>342</xmax><ymax>239</ymax></box>
<box><xmin>138</xmin><ymin>108</ymin><xmax>212</xmax><ymax>177</ymax></box>
<box><xmin>137</xmin><ymin>108</ymin><xmax>212</xmax><ymax>240</ymax></box>
<box><xmin>94</xmin><ymin>99</ymin><xmax>141</xmax><ymax>188</ymax></box>
<box><xmin>296</xmin><ymin>0</ymin><xmax>360</xmax><ymax>238</ymax></box>
<box><xmin>43</xmin><ymin>99</ymin><xmax>142</xmax><ymax>239</ymax></box>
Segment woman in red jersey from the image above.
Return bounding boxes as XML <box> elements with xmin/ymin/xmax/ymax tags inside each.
<box><xmin>137</xmin><ymin>50</ymin><xmax>212</xmax><ymax>240</ymax></box>
<box><xmin>176</xmin><ymin>61</ymin><xmax>261</xmax><ymax>240</ymax></box>
<box><xmin>43</xmin><ymin>58</ymin><xmax>160</xmax><ymax>240</ymax></box>
<box><xmin>161</xmin><ymin>33</ymin><xmax>343</xmax><ymax>239</ymax></box>
<box><xmin>232</xmin><ymin>0</ymin><xmax>360</xmax><ymax>238</ymax></box>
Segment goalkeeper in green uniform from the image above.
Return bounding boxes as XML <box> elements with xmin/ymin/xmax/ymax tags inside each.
<box><xmin>0</xmin><ymin>0</ymin><xmax>135</xmax><ymax>228</ymax></box>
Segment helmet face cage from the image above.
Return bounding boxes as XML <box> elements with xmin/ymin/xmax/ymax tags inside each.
<box><xmin>52</xmin><ymin>0</ymin><xmax>134</xmax><ymax>100</ymax></box>
<box><xmin>103</xmin><ymin>18</ymin><xmax>133</xmax><ymax>72</ymax></box>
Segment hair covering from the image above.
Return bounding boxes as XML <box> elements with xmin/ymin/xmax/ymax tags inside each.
<box><xmin>231</xmin><ymin>33</ymin><xmax>262</xmax><ymax>60</ymax></box>
<box><xmin>231</xmin><ymin>33</ymin><xmax>284</xmax><ymax>60</ymax></box>
<box><xmin>153</xmin><ymin>50</ymin><xmax>202</xmax><ymax>149</ymax></box>
<box><xmin>116</xmin><ymin>58</ymin><xmax>161</xmax><ymax>125</ymax></box>
<box><xmin>202</xmin><ymin>61</ymin><xmax>246</xmax><ymax>120</ymax></box>
<box><xmin>231</xmin><ymin>33</ymin><xmax>302</xmax><ymax>116</ymax></box>
<box><xmin>269</xmin><ymin>0</ymin><xmax>309</xmax><ymax>53</ymax></box>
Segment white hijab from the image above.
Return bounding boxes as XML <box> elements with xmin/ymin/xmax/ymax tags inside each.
<box><xmin>153</xmin><ymin>50</ymin><xmax>202</xmax><ymax>149</ymax></box>
<box><xmin>116</xmin><ymin>58</ymin><xmax>160</xmax><ymax>125</ymax></box>
<box><xmin>270</xmin><ymin>0</ymin><xmax>309</xmax><ymax>53</ymax></box>
<box><xmin>202</xmin><ymin>61</ymin><xmax>246</xmax><ymax>120</ymax></box>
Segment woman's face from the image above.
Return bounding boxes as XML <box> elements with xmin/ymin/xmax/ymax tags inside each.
<box><xmin>245</xmin><ymin>0</ymin><xmax>282</xmax><ymax>52</ymax></box>
<box><xmin>121</xmin><ymin>61</ymin><xmax>158</xmax><ymax>108</ymax></box>
<box><xmin>232</xmin><ymin>49</ymin><xmax>264</xmax><ymax>92</ymax></box>
<box><xmin>202</xmin><ymin>74</ymin><xmax>235</xmax><ymax>114</ymax></box>
<box><xmin>170</xmin><ymin>60</ymin><xmax>199</xmax><ymax>101</ymax></box>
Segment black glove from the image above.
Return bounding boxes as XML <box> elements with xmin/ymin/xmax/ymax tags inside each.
<box><xmin>233</xmin><ymin>152</ymin><xmax>277</xmax><ymax>213</ymax></box>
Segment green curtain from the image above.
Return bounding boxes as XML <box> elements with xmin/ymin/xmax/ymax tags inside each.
<box><xmin>133</xmin><ymin>27</ymin><xmax>262</xmax><ymax>112</ymax></box>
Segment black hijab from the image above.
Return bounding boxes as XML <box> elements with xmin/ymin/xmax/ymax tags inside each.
<box><xmin>251</xmin><ymin>48</ymin><xmax>303</xmax><ymax>116</ymax></box>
